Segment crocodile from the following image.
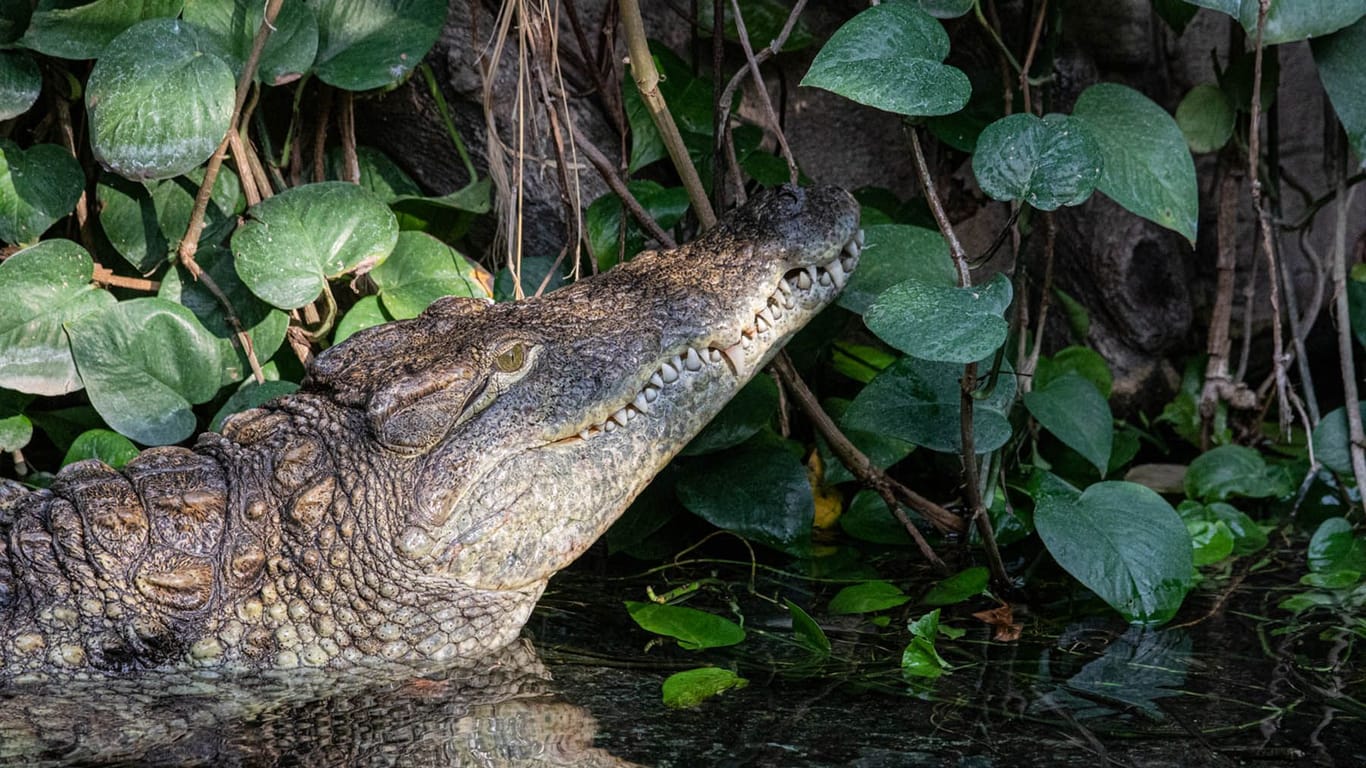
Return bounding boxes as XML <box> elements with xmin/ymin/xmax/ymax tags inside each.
<box><xmin>0</xmin><ymin>184</ymin><xmax>861</xmax><ymax>679</ymax></box>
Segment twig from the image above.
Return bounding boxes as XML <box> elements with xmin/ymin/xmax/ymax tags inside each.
<box><xmin>729</xmin><ymin>0</ymin><xmax>801</xmax><ymax>185</ymax></box>
<box><xmin>1019</xmin><ymin>211</ymin><xmax>1056</xmax><ymax>391</ymax></box>
<box><xmin>619</xmin><ymin>0</ymin><xmax>717</xmax><ymax>228</ymax></box>
<box><xmin>1330</xmin><ymin>142</ymin><xmax>1366</xmax><ymax>496</ymax></box>
<box><xmin>528</xmin><ymin>11</ymin><xmax>583</xmax><ymax>286</ymax></box>
<box><xmin>1200</xmin><ymin>154</ymin><xmax>1248</xmax><ymax>446</ymax></box>
<box><xmin>572</xmin><ymin>124</ymin><xmax>677</xmax><ymax>248</ymax></box>
<box><xmin>710</xmin><ymin>0</ymin><xmax>725</xmax><ymax>207</ymax></box>
<box><xmin>337</xmin><ymin>90</ymin><xmax>359</xmax><ymax>184</ymax></box>
<box><xmin>907</xmin><ymin>127</ymin><xmax>1009</xmax><ymax>589</ymax></box>
<box><xmin>772</xmin><ymin>353</ymin><xmax>961</xmax><ymax>565</ymax></box>
<box><xmin>311</xmin><ymin>85</ymin><xmax>333</xmax><ymax>183</ymax></box>
<box><xmin>1018</xmin><ymin>0</ymin><xmax>1049</xmax><ymax>116</ymax></box>
<box><xmin>92</xmin><ymin>265</ymin><xmax>159</xmax><ymax>292</ymax></box>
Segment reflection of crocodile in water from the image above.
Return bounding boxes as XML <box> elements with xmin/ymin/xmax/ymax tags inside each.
<box><xmin>0</xmin><ymin>184</ymin><xmax>861</xmax><ymax>678</ymax></box>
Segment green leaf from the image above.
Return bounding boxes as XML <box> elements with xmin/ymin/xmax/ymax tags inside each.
<box><xmin>232</xmin><ymin>181</ymin><xmax>398</xmax><ymax>309</ymax></box>
<box><xmin>1035</xmin><ymin>346</ymin><xmax>1112</xmax><ymax>398</ymax></box>
<box><xmin>334</xmin><ymin>294</ymin><xmax>389</xmax><ymax>343</ymax></box>
<box><xmin>817</xmin><ymin>397</ymin><xmax>914</xmax><ymax>485</ymax></box>
<box><xmin>1073</xmin><ymin>83</ymin><xmax>1198</xmax><ymax>243</ymax></box>
<box><xmin>0</xmin><ymin>141</ymin><xmax>84</xmax><ymax>245</ymax></box>
<box><xmin>0</xmin><ymin>2</ymin><xmax>32</xmax><ymax>45</ymax></box>
<box><xmin>326</xmin><ymin>146</ymin><xmax>423</xmax><ymax>203</ymax></box>
<box><xmin>66</xmin><ymin>297</ymin><xmax>225</xmax><ymax>445</ymax></box>
<box><xmin>864</xmin><ymin>273</ymin><xmax>1012</xmax><ymax>364</ymax></box>
<box><xmin>842</xmin><ymin>355</ymin><xmax>1016</xmax><ymax>454</ymax></box>
<box><xmin>20</xmin><ymin>0</ymin><xmax>184</xmax><ymax>59</ymax></box>
<box><xmin>86</xmin><ymin>19</ymin><xmax>235</xmax><ymax>181</ymax></box>
<box><xmin>681</xmin><ymin>375</ymin><xmax>778</xmax><ymax>456</ymax></box>
<box><xmin>306</xmin><ymin>0</ymin><xmax>446</xmax><ymax>90</ymax></box>
<box><xmin>837</xmin><ymin>224</ymin><xmax>954</xmax><ymax>315</ymax></box>
<box><xmin>625</xmin><ymin>601</ymin><xmax>746</xmax><ymax>650</ymax></box>
<box><xmin>1217</xmin><ymin>49</ymin><xmax>1279</xmax><ymax>114</ymax></box>
<box><xmin>97</xmin><ymin>167</ymin><xmax>244</xmax><ymax>273</ymax></box>
<box><xmin>696</xmin><ymin>0</ymin><xmax>814</xmax><ymax>52</ymax></box>
<box><xmin>785</xmin><ymin>599</ymin><xmax>830</xmax><ymax>655</ymax></box>
<box><xmin>972</xmin><ymin>113</ymin><xmax>1102</xmax><ymax>210</ymax></box>
<box><xmin>828</xmin><ymin>580</ymin><xmax>911</xmax><ymax>615</ymax></box>
<box><xmin>839</xmin><ymin>489</ymin><xmax>915</xmax><ymax>546</ymax></box>
<box><xmin>1187</xmin><ymin>519</ymin><xmax>1235</xmax><ymax>566</ymax></box>
<box><xmin>585</xmin><ymin>181</ymin><xmax>689</xmax><ymax>271</ymax></box>
<box><xmin>902</xmin><ymin>609</ymin><xmax>950</xmax><ymax>679</ymax></box>
<box><xmin>1024</xmin><ymin>373</ymin><xmax>1114</xmax><ymax>475</ymax></box>
<box><xmin>1308</xmin><ymin>517</ymin><xmax>1366</xmax><ymax>575</ymax></box>
<box><xmin>208</xmin><ymin>379</ymin><xmax>297</xmax><ymax>431</ymax></box>
<box><xmin>675</xmin><ymin>434</ymin><xmax>813</xmax><ymax>554</ymax></box>
<box><xmin>1312</xmin><ymin>404</ymin><xmax>1366</xmax><ymax>477</ymax></box>
<box><xmin>1313</xmin><ymin>16</ymin><xmax>1366</xmax><ymax>167</ymax></box>
<box><xmin>1205</xmin><ymin>502</ymin><xmax>1268</xmax><ymax>555</ymax></box>
<box><xmin>1350</xmin><ymin>278</ymin><xmax>1366</xmax><ymax>349</ymax></box>
<box><xmin>1036</xmin><ymin>480</ymin><xmax>1192</xmax><ymax>623</ymax></box>
<box><xmin>0</xmin><ymin>240</ymin><xmax>116</xmax><ymax>395</ymax></box>
<box><xmin>0</xmin><ymin>412</ymin><xmax>31</xmax><ymax>452</ymax></box>
<box><xmin>913</xmin><ymin>0</ymin><xmax>975</xmax><ymax>19</ymax></box>
<box><xmin>0</xmin><ymin>51</ymin><xmax>41</xmax><ymax>120</ymax></box>
<box><xmin>1175</xmin><ymin>84</ymin><xmax>1235</xmax><ymax>153</ymax></box>
<box><xmin>922</xmin><ymin>566</ymin><xmax>989</xmax><ymax>606</ymax></box>
<box><xmin>1230</xmin><ymin>0</ymin><xmax>1366</xmax><ymax>45</ymax></box>
<box><xmin>182</xmin><ymin>0</ymin><xmax>319</xmax><ymax>84</ymax></box>
<box><xmin>661</xmin><ymin>667</ymin><xmax>748</xmax><ymax>709</ymax></box>
<box><xmin>61</xmin><ymin>428</ymin><xmax>139</xmax><ymax>469</ymax></box>
<box><xmin>1300</xmin><ymin>570</ymin><xmax>1363</xmax><ymax>590</ymax></box>
<box><xmin>800</xmin><ymin>2</ymin><xmax>969</xmax><ymax>118</ymax></box>
<box><xmin>1184</xmin><ymin>445</ymin><xmax>1283</xmax><ymax>501</ymax></box>
<box><xmin>369</xmin><ymin>231</ymin><xmax>488</xmax><ymax>319</ymax></box>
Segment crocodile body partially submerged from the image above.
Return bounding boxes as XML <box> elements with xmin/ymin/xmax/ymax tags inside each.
<box><xmin>0</xmin><ymin>185</ymin><xmax>860</xmax><ymax>679</ymax></box>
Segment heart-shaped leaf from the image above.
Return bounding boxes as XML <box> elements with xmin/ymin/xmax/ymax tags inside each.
<box><xmin>838</xmin><ymin>224</ymin><xmax>954</xmax><ymax>315</ymax></box>
<box><xmin>1073</xmin><ymin>83</ymin><xmax>1198</xmax><ymax>243</ymax></box>
<box><xmin>87</xmin><ymin>19</ymin><xmax>235</xmax><ymax>181</ymax></box>
<box><xmin>21</xmin><ymin>0</ymin><xmax>183</xmax><ymax>59</ymax></box>
<box><xmin>182</xmin><ymin>0</ymin><xmax>319</xmax><ymax>84</ymax></box>
<box><xmin>864</xmin><ymin>273</ymin><xmax>1013</xmax><ymax>364</ymax></box>
<box><xmin>1313</xmin><ymin>16</ymin><xmax>1366</xmax><ymax>168</ymax></box>
<box><xmin>232</xmin><ymin>181</ymin><xmax>398</xmax><ymax>309</ymax></box>
<box><xmin>369</xmin><ymin>231</ymin><xmax>490</xmax><ymax>319</ymax></box>
<box><xmin>0</xmin><ymin>50</ymin><xmax>41</xmax><ymax>120</ymax></box>
<box><xmin>662</xmin><ymin>667</ymin><xmax>749</xmax><ymax>709</ymax></box>
<box><xmin>0</xmin><ymin>240</ymin><xmax>115</xmax><ymax>395</ymax></box>
<box><xmin>675</xmin><ymin>433</ymin><xmax>813</xmax><ymax>554</ymax></box>
<box><xmin>307</xmin><ymin>0</ymin><xmax>447</xmax><ymax>90</ymax></box>
<box><xmin>66</xmin><ymin>297</ymin><xmax>225</xmax><ymax>445</ymax></box>
<box><xmin>1175</xmin><ymin>84</ymin><xmax>1235</xmax><ymax>154</ymax></box>
<box><xmin>801</xmin><ymin>2</ymin><xmax>969</xmax><ymax>117</ymax></box>
<box><xmin>625</xmin><ymin>601</ymin><xmax>746</xmax><ymax>650</ymax></box>
<box><xmin>97</xmin><ymin>167</ymin><xmax>243</xmax><ymax>273</ymax></box>
<box><xmin>972</xmin><ymin>113</ymin><xmax>1102</xmax><ymax>210</ymax></box>
<box><xmin>0</xmin><ymin>141</ymin><xmax>84</xmax><ymax>246</ymax></box>
<box><xmin>1035</xmin><ymin>479</ymin><xmax>1192</xmax><ymax>623</ymax></box>
<box><xmin>1188</xmin><ymin>0</ymin><xmax>1366</xmax><ymax>45</ymax></box>
<box><xmin>1024</xmin><ymin>372</ymin><xmax>1114</xmax><ymax>475</ymax></box>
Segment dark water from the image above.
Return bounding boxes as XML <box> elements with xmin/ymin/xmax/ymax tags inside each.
<box><xmin>1</xmin><ymin>552</ymin><xmax>1361</xmax><ymax>767</ymax></box>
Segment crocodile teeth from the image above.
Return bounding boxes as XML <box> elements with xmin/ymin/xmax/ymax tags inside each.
<box><xmin>633</xmin><ymin>392</ymin><xmax>651</xmax><ymax>412</ymax></box>
<box><xmin>720</xmin><ymin>343</ymin><xmax>743</xmax><ymax>374</ymax></box>
<box><xmin>796</xmin><ymin>270</ymin><xmax>812</xmax><ymax>290</ymax></box>
<box><xmin>707</xmin><ymin>348</ymin><xmax>722</xmax><ymax>364</ymax></box>
<box><xmin>817</xmin><ymin>269</ymin><xmax>833</xmax><ymax>287</ymax></box>
<box><xmin>660</xmin><ymin>361</ymin><xmax>679</xmax><ymax>383</ymax></box>
<box><xmin>684</xmin><ymin>348</ymin><xmax>703</xmax><ymax>371</ymax></box>
<box><xmin>768</xmin><ymin>299</ymin><xmax>784</xmax><ymax>319</ymax></box>
<box><xmin>642</xmin><ymin>385</ymin><xmax>659</xmax><ymax>403</ymax></box>
<box><xmin>603</xmin><ymin>419</ymin><xmax>617</xmax><ymax>433</ymax></box>
<box><xmin>777</xmin><ymin>278</ymin><xmax>792</xmax><ymax>297</ymax></box>
<box><xmin>650</xmin><ymin>373</ymin><xmax>664</xmax><ymax>389</ymax></box>
<box><xmin>756</xmin><ymin>312</ymin><xmax>772</xmax><ymax>333</ymax></box>
<box><xmin>854</xmin><ymin>228</ymin><xmax>866</xmax><ymax>248</ymax></box>
<box><xmin>579</xmin><ymin>428</ymin><xmax>593</xmax><ymax>440</ymax></box>
<box><xmin>827</xmin><ymin>259</ymin><xmax>847</xmax><ymax>289</ymax></box>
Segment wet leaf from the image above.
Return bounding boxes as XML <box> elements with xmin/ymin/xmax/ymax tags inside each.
<box><xmin>66</xmin><ymin>297</ymin><xmax>225</xmax><ymax>445</ymax></box>
<box><xmin>1311</xmin><ymin>404</ymin><xmax>1366</xmax><ymax>477</ymax></box>
<box><xmin>839</xmin><ymin>490</ymin><xmax>914</xmax><ymax>546</ymax></box>
<box><xmin>586</xmin><ymin>181</ymin><xmax>689</xmax><ymax>271</ymax></box>
<box><xmin>682</xmin><ymin>375</ymin><xmax>778</xmax><ymax>456</ymax></box>
<box><xmin>1024</xmin><ymin>372</ymin><xmax>1114</xmax><ymax>475</ymax></box>
<box><xmin>801</xmin><ymin>2</ymin><xmax>969</xmax><ymax>117</ymax></box>
<box><xmin>864</xmin><ymin>273</ymin><xmax>1012</xmax><ymax>364</ymax></box>
<box><xmin>1186</xmin><ymin>520</ymin><xmax>1235</xmax><ymax>566</ymax></box>
<box><xmin>1184</xmin><ymin>445</ymin><xmax>1283</xmax><ymax>501</ymax></box>
<box><xmin>676</xmin><ymin>433</ymin><xmax>813</xmax><ymax>554</ymax></box>
<box><xmin>1175</xmin><ymin>84</ymin><xmax>1235</xmax><ymax>153</ymax></box>
<box><xmin>785</xmin><ymin>599</ymin><xmax>830</xmax><ymax>655</ymax></box>
<box><xmin>625</xmin><ymin>601</ymin><xmax>746</xmax><ymax>650</ymax></box>
<box><xmin>0</xmin><ymin>141</ymin><xmax>83</xmax><ymax>246</ymax></box>
<box><xmin>1190</xmin><ymin>0</ymin><xmax>1366</xmax><ymax>45</ymax></box>
<box><xmin>837</xmin><ymin>224</ymin><xmax>954</xmax><ymax>315</ymax></box>
<box><xmin>1035</xmin><ymin>480</ymin><xmax>1192</xmax><ymax>624</ymax></box>
<box><xmin>661</xmin><ymin>667</ymin><xmax>748</xmax><ymax>709</ymax></box>
<box><xmin>922</xmin><ymin>566</ymin><xmax>990</xmax><ymax>606</ymax></box>
<box><xmin>0</xmin><ymin>51</ymin><xmax>40</xmax><ymax>120</ymax></box>
<box><xmin>1035</xmin><ymin>346</ymin><xmax>1112</xmax><ymax>398</ymax></box>
<box><xmin>696</xmin><ymin>0</ymin><xmax>813</xmax><ymax>52</ymax></box>
<box><xmin>902</xmin><ymin>609</ymin><xmax>950</xmax><ymax>679</ymax></box>
<box><xmin>21</xmin><ymin>0</ymin><xmax>183</xmax><ymax>59</ymax></box>
<box><xmin>87</xmin><ymin>19</ymin><xmax>235</xmax><ymax>181</ymax></box>
<box><xmin>61</xmin><ymin>428</ymin><xmax>139</xmax><ymax>469</ymax></box>
<box><xmin>0</xmin><ymin>412</ymin><xmax>31</xmax><ymax>452</ymax></box>
<box><xmin>0</xmin><ymin>240</ymin><xmax>116</xmax><ymax>396</ymax></box>
<box><xmin>1073</xmin><ymin>83</ymin><xmax>1198</xmax><ymax>243</ymax></box>
<box><xmin>1308</xmin><ymin>517</ymin><xmax>1366</xmax><ymax>575</ymax></box>
<box><xmin>326</xmin><ymin>146</ymin><xmax>423</xmax><ymax>203</ymax></box>
<box><xmin>828</xmin><ymin>580</ymin><xmax>910</xmax><ymax>615</ymax></box>
<box><xmin>307</xmin><ymin>0</ymin><xmax>446</xmax><ymax>90</ymax></box>
<box><xmin>972</xmin><ymin>113</ymin><xmax>1102</xmax><ymax>210</ymax></box>
<box><xmin>816</xmin><ymin>397</ymin><xmax>914</xmax><ymax>485</ymax></box>
<box><xmin>913</xmin><ymin>0</ymin><xmax>975</xmax><ymax>18</ymax></box>
<box><xmin>1178</xmin><ymin>500</ymin><xmax>1268</xmax><ymax>556</ymax></box>
<box><xmin>1313</xmin><ymin>16</ymin><xmax>1366</xmax><ymax>168</ymax></box>
<box><xmin>232</xmin><ymin>181</ymin><xmax>398</xmax><ymax>309</ymax></box>
<box><xmin>97</xmin><ymin>167</ymin><xmax>243</xmax><ymax>273</ymax></box>
<box><xmin>842</xmin><ymin>355</ymin><xmax>1016</xmax><ymax>454</ymax></box>
<box><xmin>369</xmin><ymin>231</ymin><xmax>489</xmax><ymax>319</ymax></box>
<box><xmin>183</xmin><ymin>0</ymin><xmax>318</xmax><ymax>84</ymax></box>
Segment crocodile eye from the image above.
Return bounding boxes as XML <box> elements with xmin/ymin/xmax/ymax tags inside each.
<box><xmin>494</xmin><ymin>342</ymin><xmax>527</xmax><ymax>373</ymax></box>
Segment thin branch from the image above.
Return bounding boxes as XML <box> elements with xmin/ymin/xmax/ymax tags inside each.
<box><xmin>93</xmin><ymin>265</ymin><xmax>159</xmax><ymax>292</ymax></box>
<box><xmin>729</xmin><ymin>0</ymin><xmax>803</xmax><ymax>185</ymax></box>
<box><xmin>619</xmin><ymin>0</ymin><xmax>717</xmax><ymax>228</ymax></box>
<box><xmin>572</xmin><ymin>123</ymin><xmax>677</xmax><ymax>248</ymax></box>
<box><xmin>1330</xmin><ymin>145</ymin><xmax>1366</xmax><ymax>495</ymax></box>
<box><xmin>1018</xmin><ymin>0</ymin><xmax>1049</xmax><ymax>116</ymax></box>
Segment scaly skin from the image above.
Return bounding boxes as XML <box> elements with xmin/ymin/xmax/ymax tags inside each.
<box><xmin>0</xmin><ymin>184</ymin><xmax>861</xmax><ymax>678</ymax></box>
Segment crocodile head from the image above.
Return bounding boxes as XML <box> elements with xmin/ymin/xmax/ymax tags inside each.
<box><xmin>304</xmin><ymin>184</ymin><xmax>860</xmax><ymax>646</ymax></box>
